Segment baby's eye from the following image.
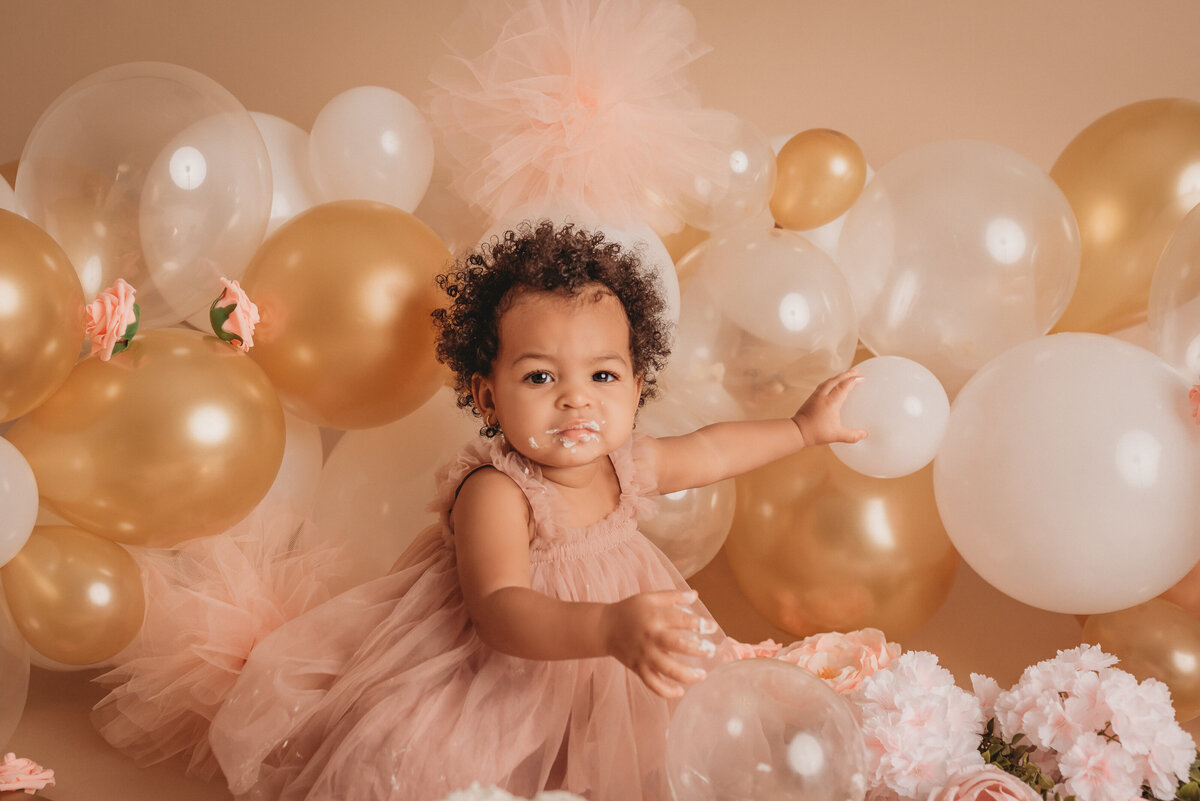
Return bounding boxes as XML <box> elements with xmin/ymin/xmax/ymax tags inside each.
<box><xmin>525</xmin><ymin>371</ymin><xmax>553</xmax><ymax>385</ymax></box>
<box><xmin>592</xmin><ymin>371</ymin><xmax>618</xmax><ymax>383</ymax></box>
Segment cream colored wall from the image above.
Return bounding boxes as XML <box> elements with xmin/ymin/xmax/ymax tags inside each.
<box><xmin>3</xmin><ymin>3</ymin><xmax>1200</xmax><ymax>799</ymax></box>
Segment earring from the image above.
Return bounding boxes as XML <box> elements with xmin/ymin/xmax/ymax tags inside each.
<box><xmin>481</xmin><ymin>412</ymin><xmax>501</xmax><ymax>439</ymax></box>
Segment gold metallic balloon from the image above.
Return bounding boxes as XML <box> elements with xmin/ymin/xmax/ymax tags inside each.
<box><xmin>243</xmin><ymin>200</ymin><xmax>449</xmax><ymax>429</ymax></box>
<box><xmin>1051</xmin><ymin>98</ymin><xmax>1200</xmax><ymax>334</ymax></box>
<box><xmin>1083</xmin><ymin>598</ymin><xmax>1200</xmax><ymax>722</ymax></box>
<box><xmin>724</xmin><ymin>445</ymin><xmax>957</xmax><ymax>640</ymax></box>
<box><xmin>6</xmin><ymin>328</ymin><xmax>285</xmax><ymax>547</ymax></box>
<box><xmin>770</xmin><ymin>129</ymin><xmax>867</xmax><ymax>231</ymax></box>
<box><xmin>0</xmin><ymin>210</ymin><xmax>85</xmax><ymax>423</ymax></box>
<box><xmin>1</xmin><ymin>525</ymin><xmax>144</xmax><ymax>665</ymax></box>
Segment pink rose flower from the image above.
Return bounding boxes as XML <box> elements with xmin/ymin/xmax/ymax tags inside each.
<box><xmin>776</xmin><ymin>628</ymin><xmax>900</xmax><ymax>694</ymax></box>
<box><xmin>0</xmin><ymin>753</ymin><xmax>55</xmax><ymax>794</ymax></box>
<box><xmin>84</xmin><ymin>278</ymin><xmax>138</xmax><ymax>361</ymax></box>
<box><xmin>928</xmin><ymin>766</ymin><xmax>1040</xmax><ymax>801</ymax></box>
<box><xmin>210</xmin><ymin>277</ymin><xmax>260</xmax><ymax>352</ymax></box>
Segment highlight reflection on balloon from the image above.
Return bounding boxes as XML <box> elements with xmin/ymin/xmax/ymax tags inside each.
<box><xmin>15</xmin><ymin>62</ymin><xmax>271</xmax><ymax>327</ymax></box>
<box><xmin>1149</xmin><ymin>201</ymin><xmax>1200</xmax><ymax>379</ymax></box>
<box><xmin>1083</xmin><ymin>598</ymin><xmax>1200</xmax><ymax>722</ymax></box>
<box><xmin>1</xmin><ymin>525</ymin><xmax>144</xmax><ymax>666</ymax></box>
<box><xmin>771</xmin><ymin>128</ymin><xmax>867</xmax><ymax>231</ymax></box>
<box><xmin>1052</xmin><ymin>98</ymin><xmax>1200</xmax><ymax>335</ymax></box>
<box><xmin>678</xmin><ymin>115</ymin><xmax>776</xmax><ymax>232</ymax></box>
<box><xmin>726</xmin><ymin>446</ymin><xmax>957</xmax><ymax>640</ymax></box>
<box><xmin>244</xmin><ymin>201</ymin><xmax>448</xmax><ymax>430</ymax></box>
<box><xmin>934</xmin><ymin>334</ymin><xmax>1200</xmax><ymax>615</ymax></box>
<box><xmin>665</xmin><ymin>659</ymin><xmax>867</xmax><ymax>801</ymax></box>
<box><xmin>0</xmin><ymin>209</ymin><xmax>86</xmax><ymax>423</ymax></box>
<box><xmin>6</xmin><ymin>328</ymin><xmax>286</xmax><ymax>547</ymax></box>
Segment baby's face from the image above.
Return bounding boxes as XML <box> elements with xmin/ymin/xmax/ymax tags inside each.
<box><xmin>474</xmin><ymin>287</ymin><xmax>642</xmax><ymax>471</ymax></box>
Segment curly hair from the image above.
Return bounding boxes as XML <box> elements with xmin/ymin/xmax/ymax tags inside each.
<box><xmin>431</xmin><ymin>220</ymin><xmax>672</xmax><ymax>424</ymax></box>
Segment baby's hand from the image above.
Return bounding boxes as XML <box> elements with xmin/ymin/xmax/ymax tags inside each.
<box><xmin>602</xmin><ymin>589</ymin><xmax>716</xmax><ymax>698</ymax></box>
<box><xmin>793</xmin><ymin>369</ymin><xmax>868</xmax><ymax>447</ymax></box>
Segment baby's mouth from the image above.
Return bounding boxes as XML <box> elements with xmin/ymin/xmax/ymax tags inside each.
<box><xmin>547</xmin><ymin>420</ymin><xmax>601</xmax><ymax>448</ymax></box>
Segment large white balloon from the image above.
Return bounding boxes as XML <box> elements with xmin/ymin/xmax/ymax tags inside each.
<box><xmin>0</xmin><ymin>438</ymin><xmax>37</xmax><ymax>568</ymax></box>
<box><xmin>831</xmin><ymin>355</ymin><xmax>949</xmax><ymax>479</ymax></box>
<box><xmin>838</xmin><ymin>140</ymin><xmax>1081</xmax><ymax>395</ymax></box>
<box><xmin>250</xmin><ymin>112</ymin><xmax>321</xmax><ymax>236</ymax></box>
<box><xmin>933</xmin><ymin>333</ymin><xmax>1200</xmax><ymax>614</ymax></box>
<box><xmin>309</xmin><ymin>86</ymin><xmax>434</xmax><ymax>212</ymax></box>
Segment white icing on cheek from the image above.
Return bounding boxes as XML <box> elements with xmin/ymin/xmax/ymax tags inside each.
<box><xmin>528</xmin><ymin>437</ymin><xmax>539</xmax><ymax>450</ymax></box>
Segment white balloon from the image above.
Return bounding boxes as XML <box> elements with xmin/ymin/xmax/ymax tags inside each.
<box><xmin>0</xmin><ymin>176</ymin><xmax>16</xmax><ymax>214</ymax></box>
<box><xmin>934</xmin><ymin>333</ymin><xmax>1200</xmax><ymax>614</ymax></box>
<box><xmin>0</xmin><ymin>438</ymin><xmax>37</xmax><ymax>568</ymax></box>
<box><xmin>831</xmin><ymin>356</ymin><xmax>949</xmax><ymax>479</ymax></box>
<box><xmin>250</xmin><ymin>112</ymin><xmax>321</xmax><ymax>236</ymax></box>
<box><xmin>795</xmin><ymin>165</ymin><xmax>874</xmax><ymax>263</ymax></box>
<box><xmin>309</xmin><ymin>86</ymin><xmax>434</xmax><ymax>212</ymax></box>
<box><xmin>307</xmin><ymin>388</ymin><xmax>479</xmax><ymax>592</ymax></box>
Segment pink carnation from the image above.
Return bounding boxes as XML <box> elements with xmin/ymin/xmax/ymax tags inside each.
<box><xmin>212</xmin><ymin>278</ymin><xmax>259</xmax><ymax>352</ymax></box>
<box><xmin>0</xmin><ymin>753</ymin><xmax>55</xmax><ymax>794</ymax></box>
<box><xmin>928</xmin><ymin>766</ymin><xmax>1040</xmax><ymax>801</ymax></box>
<box><xmin>85</xmin><ymin>278</ymin><xmax>138</xmax><ymax>360</ymax></box>
<box><xmin>778</xmin><ymin>628</ymin><xmax>900</xmax><ymax>695</ymax></box>
<box><xmin>1059</xmin><ymin>732</ymin><xmax>1142</xmax><ymax>801</ymax></box>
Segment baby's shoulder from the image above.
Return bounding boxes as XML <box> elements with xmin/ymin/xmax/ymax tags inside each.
<box><xmin>452</xmin><ymin>465</ymin><xmax>533</xmax><ymax>523</ymax></box>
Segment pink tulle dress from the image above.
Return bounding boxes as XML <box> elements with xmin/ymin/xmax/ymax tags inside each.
<box><xmin>207</xmin><ymin>434</ymin><xmax>696</xmax><ymax>801</ymax></box>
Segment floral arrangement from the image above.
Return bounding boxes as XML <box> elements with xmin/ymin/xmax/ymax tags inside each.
<box><xmin>0</xmin><ymin>753</ymin><xmax>55</xmax><ymax>795</ymax></box>
<box><xmin>729</xmin><ymin>632</ymin><xmax>1200</xmax><ymax>801</ymax></box>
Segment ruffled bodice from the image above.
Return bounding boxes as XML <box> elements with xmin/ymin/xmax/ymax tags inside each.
<box><xmin>206</xmin><ymin>434</ymin><xmax>693</xmax><ymax>801</ymax></box>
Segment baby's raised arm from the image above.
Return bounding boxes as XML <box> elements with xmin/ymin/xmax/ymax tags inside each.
<box><xmin>452</xmin><ymin>467</ymin><xmax>712</xmax><ymax>697</ymax></box>
<box><xmin>650</xmin><ymin>368</ymin><xmax>867</xmax><ymax>495</ymax></box>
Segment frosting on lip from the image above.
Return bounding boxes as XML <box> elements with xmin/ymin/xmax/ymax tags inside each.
<box><xmin>546</xmin><ymin>420</ymin><xmax>601</xmax><ymax>448</ymax></box>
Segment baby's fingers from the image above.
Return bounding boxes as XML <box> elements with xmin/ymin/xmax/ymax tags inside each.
<box><xmin>640</xmin><ymin>664</ymin><xmax>687</xmax><ymax>699</ymax></box>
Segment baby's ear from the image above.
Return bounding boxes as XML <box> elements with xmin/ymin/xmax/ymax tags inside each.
<box><xmin>471</xmin><ymin>373</ymin><xmax>495</xmax><ymax>416</ymax></box>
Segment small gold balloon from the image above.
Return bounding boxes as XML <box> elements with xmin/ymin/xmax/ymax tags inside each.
<box><xmin>0</xmin><ymin>210</ymin><xmax>85</xmax><ymax>423</ymax></box>
<box><xmin>1051</xmin><ymin>98</ymin><xmax>1200</xmax><ymax>334</ymax></box>
<box><xmin>725</xmin><ymin>446</ymin><xmax>957</xmax><ymax>640</ymax></box>
<box><xmin>243</xmin><ymin>200</ymin><xmax>449</xmax><ymax>430</ymax></box>
<box><xmin>7</xmin><ymin>328</ymin><xmax>285</xmax><ymax>547</ymax></box>
<box><xmin>1083</xmin><ymin>598</ymin><xmax>1200</xmax><ymax>722</ymax></box>
<box><xmin>770</xmin><ymin>129</ymin><xmax>868</xmax><ymax>231</ymax></box>
<box><xmin>1</xmin><ymin>525</ymin><xmax>144</xmax><ymax>665</ymax></box>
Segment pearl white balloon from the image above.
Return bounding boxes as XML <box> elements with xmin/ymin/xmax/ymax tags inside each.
<box><xmin>250</xmin><ymin>112</ymin><xmax>321</xmax><ymax>236</ymax></box>
<box><xmin>831</xmin><ymin>356</ymin><xmax>949</xmax><ymax>479</ymax></box>
<box><xmin>839</xmin><ymin>140</ymin><xmax>1080</xmax><ymax>396</ymax></box>
<box><xmin>0</xmin><ymin>438</ymin><xmax>37</xmax><ymax>567</ymax></box>
<box><xmin>309</xmin><ymin>86</ymin><xmax>434</xmax><ymax>212</ymax></box>
<box><xmin>934</xmin><ymin>333</ymin><xmax>1200</xmax><ymax>615</ymax></box>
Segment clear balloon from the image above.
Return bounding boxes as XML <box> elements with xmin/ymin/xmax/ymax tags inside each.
<box><xmin>1052</xmin><ymin>98</ymin><xmax>1200</xmax><ymax>335</ymax></box>
<box><xmin>250</xmin><ymin>112</ymin><xmax>321</xmax><ymax>237</ymax></box>
<box><xmin>665</xmin><ymin>659</ymin><xmax>867</xmax><ymax>801</ymax></box>
<box><xmin>1083</xmin><ymin>598</ymin><xmax>1200</xmax><ymax>722</ymax></box>
<box><xmin>244</xmin><ymin>201</ymin><xmax>449</xmax><ymax>430</ymax></box>
<box><xmin>637</xmin><ymin>396</ymin><xmax>735</xmax><ymax>578</ymax></box>
<box><xmin>0</xmin><ymin>210</ymin><xmax>85</xmax><ymax>423</ymax></box>
<box><xmin>793</xmin><ymin>165</ymin><xmax>875</xmax><ymax>265</ymax></box>
<box><xmin>1149</xmin><ymin>202</ymin><xmax>1200</xmax><ymax>379</ymax></box>
<box><xmin>830</xmin><ymin>356</ymin><xmax>949</xmax><ymax>479</ymax></box>
<box><xmin>934</xmin><ymin>333</ymin><xmax>1200</xmax><ymax>614</ymax></box>
<box><xmin>771</xmin><ymin>128</ymin><xmax>867</xmax><ymax>231</ymax></box>
<box><xmin>677</xmin><ymin>115</ymin><xmax>776</xmax><ymax>232</ymax></box>
<box><xmin>0</xmin><ymin>438</ymin><xmax>37</xmax><ymax>568</ymax></box>
<box><xmin>1</xmin><ymin>525</ymin><xmax>144</xmax><ymax>665</ymax></box>
<box><xmin>0</xmin><ymin>585</ymin><xmax>29</xmax><ymax>748</ymax></box>
<box><xmin>672</xmin><ymin>227</ymin><xmax>857</xmax><ymax>419</ymax></box>
<box><xmin>726</xmin><ymin>446</ymin><xmax>957</xmax><ymax>639</ymax></box>
<box><xmin>15</xmin><ymin>62</ymin><xmax>271</xmax><ymax>327</ymax></box>
<box><xmin>7</xmin><ymin>328</ymin><xmax>286</xmax><ymax>547</ymax></box>
<box><xmin>839</xmin><ymin>139</ymin><xmax>1081</xmax><ymax>395</ymax></box>
<box><xmin>306</xmin><ymin>387</ymin><xmax>479</xmax><ymax>591</ymax></box>
<box><xmin>309</xmin><ymin>86</ymin><xmax>435</xmax><ymax>212</ymax></box>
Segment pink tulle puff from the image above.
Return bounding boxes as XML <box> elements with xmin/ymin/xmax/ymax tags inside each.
<box><xmin>427</xmin><ymin>0</ymin><xmax>736</xmax><ymax>233</ymax></box>
<box><xmin>91</xmin><ymin>505</ymin><xmax>348</xmax><ymax>781</ymax></box>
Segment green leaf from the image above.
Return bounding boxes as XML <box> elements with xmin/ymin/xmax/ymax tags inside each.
<box><xmin>109</xmin><ymin>303</ymin><xmax>140</xmax><ymax>358</ymax></box>
<box><xmin>209</xmin><ymin>299</ymin><xmax>243</xmax><ymax>345</ymax></box>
